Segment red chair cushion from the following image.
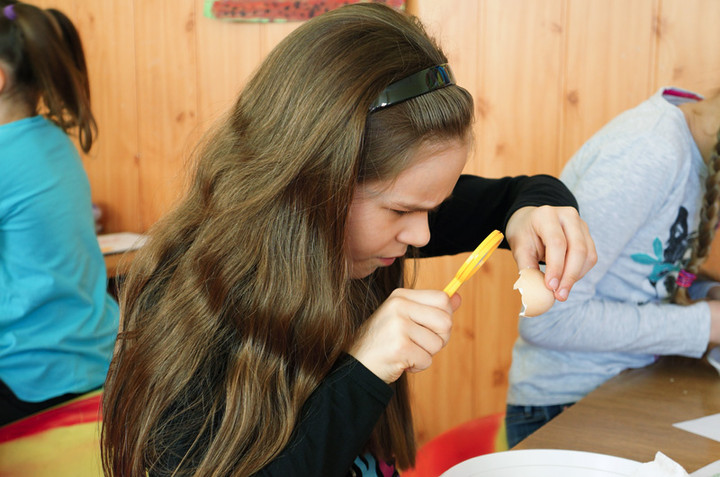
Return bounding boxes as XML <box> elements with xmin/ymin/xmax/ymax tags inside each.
<box><xmin>403</xmin><ymin>412</ymin><xmax>505</xmax><ymax>477</ymax></box>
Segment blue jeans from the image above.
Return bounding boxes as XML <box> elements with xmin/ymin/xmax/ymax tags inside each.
<box><xmin>505</xmin><ymin>403</ymin><xmax>574</xmax><ymax>448</ymax></box>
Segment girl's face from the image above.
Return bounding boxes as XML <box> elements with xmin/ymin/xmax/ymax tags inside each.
<box><xmin>346</xmin><ymin>138</ymin><xmax>469</xmax><ymax>279</ymax></box>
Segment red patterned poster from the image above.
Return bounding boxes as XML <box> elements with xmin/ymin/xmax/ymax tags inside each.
<box><xmin>204</xmin><ymin>0</ymin><xmax>406</xmax><ymax>22</ymax></box>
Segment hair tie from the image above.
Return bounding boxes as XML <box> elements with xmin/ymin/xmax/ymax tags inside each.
<box><xmin>676</xmin><ymin>269</ymin><xmax>697</xmax><ymax>288</ymax></box>
<box><xmin>3</xmin><ymin>4</ymin><xmax>17</xmax><ymax>20</ymax></box>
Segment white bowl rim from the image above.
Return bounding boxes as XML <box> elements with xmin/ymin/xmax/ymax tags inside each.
<box><xmin>440</xmin><ymin>448</ymin><xmax>642</xmax><ymax>477</ymax></box>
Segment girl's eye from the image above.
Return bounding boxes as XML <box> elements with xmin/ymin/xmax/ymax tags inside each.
<box><xmin>391</xmin><ymin>209</ymin><xmax>411</xmax><ymax>216</ymax></box>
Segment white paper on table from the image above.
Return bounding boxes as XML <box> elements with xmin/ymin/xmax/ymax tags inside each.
<box><xmin>690</xmin><ymin>459</ymin><xmax>720</xmax><ymax>477</ymax></box>
<box><xmin>673</xmin><ymin>413</ymin><xmax>720</xmax><ymax>443</ymax></box>
<box><xmin>97</xmin><ymin>232</ymin><xmax>147</xmax><ymax>255</ymax></box>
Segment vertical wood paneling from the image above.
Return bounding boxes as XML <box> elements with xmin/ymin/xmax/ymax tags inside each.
<box><xmin>195</xmin><ymin>0</ymin><xmax>263</xmax><ymax>129</ymax></box>
<box><xmin>655</xmin><ymin>0</ymin><xmax>720</xmax><ymax>96</ymax></box>
<box><xmin>76</xmin><ymin>2</ymin><xmax>142</xmax><ymax>233</ymax></box>
<box><xmin>194</xmin><ymin>10</ymin><xmax>299</xmax><ymax>128</ymax></box>
<box><xmin>133</xmin><ymin>0</ymin><xmax>199</xmax><ymax>229</ymax></box>
<box><xmin>476</xmin><ymin>0</ymin><xmax>565</xmax><ymax>177</ymax></box>
<box><xmin>560</xmin><ymin>0</ymin><xmax>658</xmax><ymax>161</ymax></box>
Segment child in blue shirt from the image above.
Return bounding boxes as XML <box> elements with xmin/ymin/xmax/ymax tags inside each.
<box><xmin>0</xmin><ymin>1</ymin><xmax>119</xmax><ymax>426</ymax></box>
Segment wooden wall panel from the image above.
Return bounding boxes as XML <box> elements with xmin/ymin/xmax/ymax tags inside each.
<box><xmin>560</xmin><ymin>0</ymin><xmax>658</xmax><ymax>161</ymax></box>
<box><xmin>655</xmin><ymin>0</ymin><xmax>720</xmax><ymax>97</ymax></box>
<box><xmin>195</xmin><ymin>1</ymin><xmax>261</xmax><ymax>128</ymax></box>
<box><xmin>413</xmin><ymin>0</ymin><xmax>479</xmax><ymax>93</ymax></box>
<box><xmin>133</xmin><ymin>0</ymin><xmax>199</xmax><ymax>230</ymax></box>
<box><xmin>76</xmin><ymin>2</ymin><xmax>141</xmax><ymax>233</ymax></box>
<box><xmin>475</xmin><ymin>0</ymin><xmax>565</xmax><ymax>177</ymax></box>
<box><xmin>194</xmin><ymin>0</ymin><xmax>301</xmax><ymax>129</ymax></box>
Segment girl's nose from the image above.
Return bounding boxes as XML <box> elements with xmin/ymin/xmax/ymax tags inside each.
<box><xmin>397</xmin><ymin>212</ymin><xmax>431</xmax><ymax>248</ymax></box>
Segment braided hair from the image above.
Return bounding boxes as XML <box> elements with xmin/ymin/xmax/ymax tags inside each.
<box><xmin>673</xmin><ymin>128</ymin><xmax>720</xmax><ymax>304</ymax></box>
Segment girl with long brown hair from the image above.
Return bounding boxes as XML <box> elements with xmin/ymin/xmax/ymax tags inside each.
<box><xmin>101</xmin><ymin>3</ymin><xmax>595</xmax><ymax>476</ymax></box>
<box><xmin>0</xmin><ymin>0</ymin><xmax>118</xmax><ymax>426</ymax></box>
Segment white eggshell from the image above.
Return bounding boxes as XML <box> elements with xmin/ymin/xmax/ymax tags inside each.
<box><xmin>513</xmin><ymin>268</ymin><xmax>555</xmax><ymax>317</ymax></box>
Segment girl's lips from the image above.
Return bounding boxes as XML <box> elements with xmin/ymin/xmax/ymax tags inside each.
<box><xmin>378</xmin><ymin>257</ymin><xmax>397</xmax><ymax>266</ymax></box>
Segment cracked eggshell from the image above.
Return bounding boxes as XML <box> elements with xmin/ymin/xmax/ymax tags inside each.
<box><xmin>513</xmin><ymin>268</ymin><xmax>555</xmax><ymax>317</ymax></box>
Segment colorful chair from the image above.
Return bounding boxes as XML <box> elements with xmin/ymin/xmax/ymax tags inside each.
<box><xmin>0</xmin><ymin>390</ymin><xmax>104</xmax><ymax>477</ymax></box>
<box><xmin>402</xmin><ymin>412</ymin><xmax>507</xmax><ymax>477</ymax></box>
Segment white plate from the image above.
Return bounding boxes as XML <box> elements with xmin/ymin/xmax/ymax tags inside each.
<box><xmin>441</xmin><ymin>449</ymin><xmax>641</xmax><ymax>477</ymax></box>
<box><xmin>708</xmin><ymin>346</ymin><xmax>720</xmax><ymax>377</ymax></box>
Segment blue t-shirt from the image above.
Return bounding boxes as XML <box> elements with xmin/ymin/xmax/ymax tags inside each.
<box><xmin>0</xmin><ymin>115</ymin><xmax>119</xmax><ymax>402</ymax></box>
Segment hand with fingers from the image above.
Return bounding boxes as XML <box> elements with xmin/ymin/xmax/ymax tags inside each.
<box><xmin>348</xmin><ymin>288</ymin><xmax>461</xmax><ymax>384</ymax></box>
<box><xmin>505</xmin><ymin>205</ymin><xmax>597</xmax><ymax>302</ymax></box>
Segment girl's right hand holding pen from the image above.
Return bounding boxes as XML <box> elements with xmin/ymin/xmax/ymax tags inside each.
<box><xmin>348</xmin><ymin>289</ymin><xmax>461</xmax><ymax>384</ymax></box>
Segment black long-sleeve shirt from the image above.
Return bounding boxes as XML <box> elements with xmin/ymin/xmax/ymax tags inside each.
<box><xmin>153</xmin><ymin>174</ymin><xmax>578</xmax><ymax>476</ymax></box>
<box><xmin>254</xmin><ymin>174</ymin><xmax>577</xmax><ymax>476</ymax></box>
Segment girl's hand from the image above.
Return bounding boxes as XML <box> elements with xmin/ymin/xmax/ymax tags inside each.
<box><xmin>505</xmin><ymin>205</ymin><xmax>597</xmax><ymax>302</ymax></box>
<box><xmin>348</xmin><ymin>288</ymin><xmax>461</xmax><ymax>383</ymax></box>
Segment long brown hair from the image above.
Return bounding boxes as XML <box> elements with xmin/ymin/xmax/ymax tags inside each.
<box><xmin>673</xmin><ymin>127</ymin><xmax>720</xmax><ymax>304</ymax></box>
<box><xmin>0</xmin><ymin>0</ymin><xmax>96</xmax><ymax>151</ymax></box>
<box><xmin>101</xmin><ymin>3</ymin><xmax>473</xmax><ymax>476</ymax></box>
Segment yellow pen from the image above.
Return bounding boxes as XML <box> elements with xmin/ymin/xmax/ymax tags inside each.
<box><xmin>443</xmin><ymin>230</ymin><xmax>504</xmax><ymax>296</ymax></box>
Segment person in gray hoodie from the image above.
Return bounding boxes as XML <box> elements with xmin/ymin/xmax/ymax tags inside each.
<box><xmin>506</xmin><ymin>86</ymin><xmax>720</xmax><ymax>448</ymax></box>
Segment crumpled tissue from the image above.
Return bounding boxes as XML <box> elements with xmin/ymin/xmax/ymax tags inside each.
<box><xmin>630</xmin><ymin>452</ymin><xmax>689</xmax><ymax>477</ymax></box>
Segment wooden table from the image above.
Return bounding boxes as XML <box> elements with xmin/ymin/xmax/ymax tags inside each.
<box><xmin>514</xmin><ymin>356</ymin><xmax>720</xmax><ymax>472</ymax></box>
<box><xmin>103</xmin><ymin>250</ymin><xmax>137</xmax><ymax>279</ymax></box>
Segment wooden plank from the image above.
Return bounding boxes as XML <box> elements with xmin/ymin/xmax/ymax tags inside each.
<box><xmin>24</xmin><ymin>0</ymin><xmax>64</xmax><ymax>10</ymax></box>
<box><xmin>104</xmin><ymin>250</ymin><xmax>138</xmax><ymax>279</ymax></box>
<box><xmin>413</xmin><ymin>0</ymin><xmax>479</xmax><ymax>98</ymax></box>
<box><xmin>561</xmin><ymin>0</ymin><xmax>658</xmax><ymax>161</ymax></box>
<box><xmin>75</xmin><ymin>1</ymin><xmax>142</xmax><ymax>233</ymax></box>
<box><xmin>476</xmin><ymin>0</ymin><xmax>565</xmax><ymax>177</ymax></box>
<box><xmin>655</xmin><ymin>0</ymin><xmax>720</xmax><ymax>97</ymax></box>
<box><xmin>133</xmin><ymin>0</ymin><xmax>199</xmax><ymax>229</ymax></box>
<box><xmin>195</xmin><ymin>0</ymin><xmax>263</xmax><ymax>129</ymax></box>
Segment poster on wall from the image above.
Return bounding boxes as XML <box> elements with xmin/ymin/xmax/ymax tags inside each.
<box><xmin>204</xmin><ymin>0</ymin><xmax>406</xmax><ymax>22</ymax></box>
